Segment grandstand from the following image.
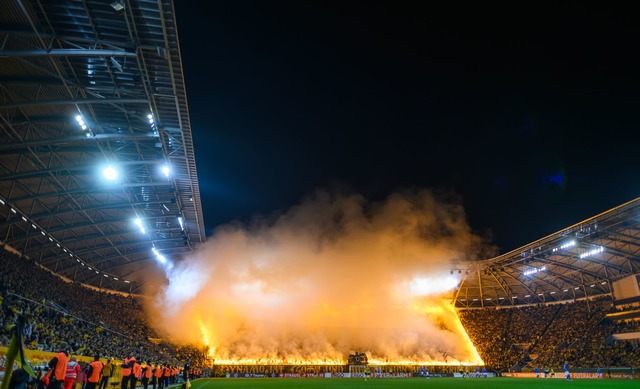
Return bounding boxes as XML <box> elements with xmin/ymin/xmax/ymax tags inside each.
<box><xmin>1</xmin><ymin>0</ymin><xmax>639</xmax><ymax>379</ymax></box>
<box><xmin>0</xmin><ymin>0</ymin><xmax>205</xmax><ymax>294</ymax></box>
<box><xmin>455</xmin><ymin>197</ymin><xmax>640</xmax><ymax>308</ymax></box>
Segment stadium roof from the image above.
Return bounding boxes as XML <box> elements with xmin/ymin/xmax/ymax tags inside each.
<box><xmin>0</xmin><ymin>0</ymin><xmax>205</xmax><ymax>293</ymax></box>
<box><xmin>456</xmin><ymin>197</ymin><xmax>640</xmax><ymax>308</ymax></box>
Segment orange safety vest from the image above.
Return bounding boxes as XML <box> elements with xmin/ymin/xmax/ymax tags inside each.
<box><xmin>163</xmin><ymin>368</ymin><xmax>171</xmax><ymax>377</ymax></box>
<box><xmin>143</xmin><ymin>366</ymin><xmax>152</xmax><ymax>379</ymax></box>
<box><xmin>153</xmin><ymin>367</ymin><xmax>163</xmax><ymax>378</ymax></box>
<box><xmin>53</xmin><ymin>352</ymin><xmax>69</xmax><ymax>381</ymax></box>
<box><xmin>121</xmin><ymin>357</ymin><xmax>136</xmax><ymax>377</ymax></box>
<box><xmin>132</xmin><ymin>363</ymin><xmax>142</xmax><ymax>379</ymax></box>
<box><xmin>88</xmin><ymin>361</ymin><xmax>103</xmax><ymax>383</ymax></box>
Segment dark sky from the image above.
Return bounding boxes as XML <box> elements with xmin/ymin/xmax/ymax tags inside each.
<box><xmin>174</xmin><ymin>1</ymin><xmax>640</xmax><ymax>254</ymax></box>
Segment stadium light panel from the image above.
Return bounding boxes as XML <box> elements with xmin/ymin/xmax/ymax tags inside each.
<box><xmin>152</xmin><ymin>247</ymin><xmax>167</xmax><ymax>264</ymax></box>
<box><xmin>579</xmin><ymin>246</ymin><xmax>604</xmax><ymax>259</ymax></box>
<box><xmin>601</xmin><ymin>281</ymin><xmax>607</xmax><ymax>285</ymax></box>
<box><xmin>552</xmin><ymin>240</ymin><xmax>576</xmax><ymax>252</ymax></box>
<box><xmin>103</xmin><ymin>165</ymin><xmax>118</xmax><ymax>181</ymax></box>
<box><xmin>134</xmin><ymin>217</ymin><xmax>146</xmax><ymax>234</ymax></box>
<box><xmin>523</xmin><ymin>266</ymin><xmax>546</xmax><ymax>276</ymax></box>
<box><xmin>525</xmin><ymin>295</ymin><xmax>531</xmax><ymax>297</ymax></box>
<box><xmin>178</xmin><ymin>216</ymin><xmax>184</xmax><ymax>230</ymax></box>
<box><xmin>124</xmin><ymin>280</ymin><xmax>130</xmax><ymax>283</ymax></box>
<box><xmin>0</xmin><ymin>199</ymin><xmax>4</xmax><ymax>204</ymax></box>
<box><xmin>162</xmin><ymin>164</ymin><xmax>170</xmax><ymax>178</ymax></box>
<box><xmin>114</xmin><ymin>277</ymin><xmax>119</xmax><ymax>280</ymax></box>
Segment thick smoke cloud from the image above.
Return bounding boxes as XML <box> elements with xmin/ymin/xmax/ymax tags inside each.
<box><xmin>148</xmin><ymin>190</ymin><xmax>484</xmax><ymax>364</ymax></box>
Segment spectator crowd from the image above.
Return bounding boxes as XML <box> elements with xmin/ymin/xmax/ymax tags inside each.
<box><xmin>0</xmin><ymin>248</ymin><xmax>211</xmax><ymax>373</ymax></box>
<box><xmin>2</xmin><ymin>246</ymin><xmax>639</xmax><ymax>378</ymax></box>
<box><xmin>460</xmin><ymin>298</ymin><xmax>640</xmax><ymax>372</ymax></box>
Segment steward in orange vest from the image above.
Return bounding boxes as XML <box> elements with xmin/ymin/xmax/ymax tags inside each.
<box><xmin>162</xmin><ymin>365</ymin><xmax>171</xmax><ymax>387</ymax></box>
<box><xmin>130</xmin><ymin>361</ymin><xmax>141</xmax><ymax>389</ymax></box>
<box><xmin>140</xmin><ymin>362</ymin><xmax>152</xmax><ymax>389</ymax></box>
<box><xmin>152</xmin><ymin>364</ymin><xmax>163</xmax><ymax>389</ymax></box>
<box><xmin>120</xmin><ymin>353</ymin><xmax>136</xmax><ymax>389</ymax></box>
<box><xmin>85</xmin><ymin>355</ymin><xmax>103</xmax><ymax>389</ymax></box>
<box><xmin>47</xmin><ymin>342</ymin><xmax>70</xmax><ymax>389</ymax></box>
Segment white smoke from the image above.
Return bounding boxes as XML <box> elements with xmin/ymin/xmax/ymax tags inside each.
<box><xmin>148</xmin><ymin>189</ymin><xmax>484</xmax><ymax>364</ymax></box>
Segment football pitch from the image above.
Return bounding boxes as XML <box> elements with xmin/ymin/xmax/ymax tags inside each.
<box><xmin>189</xmin><ymin>377</ymin><xmax>636</xmax><ymax>389</ymax></box>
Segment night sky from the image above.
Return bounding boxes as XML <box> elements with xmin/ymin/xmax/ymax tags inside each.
<box><xmin>174</xmin><ymin>1</ymin><xmax>639</xmax><ymax>254</ymax></box>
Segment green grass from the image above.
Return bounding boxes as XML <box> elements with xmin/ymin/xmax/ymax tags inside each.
<box><xmin>189</xmin><ymin>377</ymin><xmax>637</xmax><ymax>389</ymax></box>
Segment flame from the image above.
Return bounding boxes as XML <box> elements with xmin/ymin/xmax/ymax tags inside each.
<box><xmin>195</xmin><ymin>299</ymin><xmax>482</xmax><ymax>366</ymax></box>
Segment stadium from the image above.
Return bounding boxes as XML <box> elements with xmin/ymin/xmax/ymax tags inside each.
<box><xmin>1</xmin><ymin>0</ymin><xmax>639</xmax><ymax>387</ymax></box>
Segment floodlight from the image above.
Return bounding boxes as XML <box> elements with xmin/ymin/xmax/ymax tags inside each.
<box><xmin>579</xmin><ymin>246</ymin><xmax>604</xmax><ymax>259</ymax></box>
<box><xmin>111</xmin><ymin>1</ymin><xmax>124</xmax><ymax>12</ymax></box>
<box><xmin>134</xmin><ymin>217</ymin><xmax>146</xmax><ymax>234</ymax></box>
<box><xmin>152</xmin><ymin>247</ymin><xmax>167</xmax><ymax>263</ymax></box>
<box><xmin>103</xmin><ymin>165</ymin><xmax>118</xmax><ymax>181</ymax></box>
<box><xmin>162</xmin><ymin>164</ymin><xmax>170</xmax><ymax>178</ymax></box>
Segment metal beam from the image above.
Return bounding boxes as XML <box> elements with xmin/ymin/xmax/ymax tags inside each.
<box><xmin>0</xmin><ymin>49</ymin><xmax>137</xmax><ymax>57</ymax></box>
<box><xmin>0</xmin><ymin>98</ymin><xmax>148</xmax><ymax>109</ymax></box>
<box><xmin>0</xmin><ymin>160</ymin><xmax>169</xmax><ymax>181</ymax></box>
<box><xmin>0</xmin><ymin>133</ymin><xmax>159</xmax><ymax>151</ymax></box>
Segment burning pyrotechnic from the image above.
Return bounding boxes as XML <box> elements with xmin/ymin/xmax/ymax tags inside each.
<box><xmin>148</xmin><ymin>190</ymin><xmax>484</xmax><ymax>365</ymax></box>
